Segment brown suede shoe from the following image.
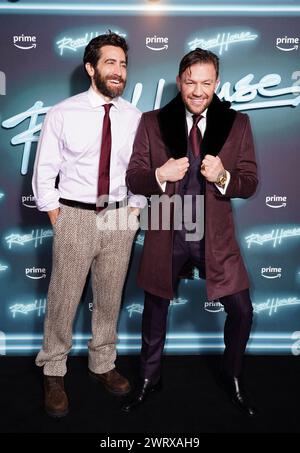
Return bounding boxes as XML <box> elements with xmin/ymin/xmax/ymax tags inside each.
<box><xmin>44</xmin><ymin>376</ymin><xmax>69</xmax><ymax>418</ymax></box>
<box><xmin>88</xmin><ymin>368</ymin><xmax>131</xmax><ymax>395</ymax></box>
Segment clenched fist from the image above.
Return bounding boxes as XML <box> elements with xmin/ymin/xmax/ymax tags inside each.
<box><xmin>200</xmin><ymin>155</ymin><xmax>225</xmax><ymax>183</ymax></box>
<box><xmin>157</xmin><ymin>157</ymin><xmax>190</xmax><ymax>184</ymax></box>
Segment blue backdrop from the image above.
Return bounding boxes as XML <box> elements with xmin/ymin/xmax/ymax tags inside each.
<box><xmin>0</xmin><ymin>0</ymin><xmax>300</xmax><ymax>356</ymax></box>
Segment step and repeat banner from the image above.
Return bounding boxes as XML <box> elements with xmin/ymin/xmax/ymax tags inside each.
<box><xmin>0</xmin><ymin>2</ymin><xmax>300</xmax><ymax>355</ymax></box>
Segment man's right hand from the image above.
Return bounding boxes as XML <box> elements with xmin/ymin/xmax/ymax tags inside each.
<box><xmin>48</xmin><ymin>208</ymin><xmax>60</xmax><ymax>227</ymax></box>
<box><xmin>157</xmin><ymin>157</ymin><xmax>189</xmax><ymax>184</ymax></box>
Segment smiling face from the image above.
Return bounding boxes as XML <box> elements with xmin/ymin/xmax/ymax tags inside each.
<box><xmin>176</xmin><ymin>62</ymin><xmax>219</xmax><ymax>114</ymax></box>
<box><xmin>85</xmin><ymin>45</ymin><xmax>127</xmax><ymax>100</ymax></box>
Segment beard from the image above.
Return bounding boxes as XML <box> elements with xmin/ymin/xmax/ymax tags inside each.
<box><xmin>93</xmin><ymin>68</ymin><xmax>126</xmax><ymax>99</ymax></box>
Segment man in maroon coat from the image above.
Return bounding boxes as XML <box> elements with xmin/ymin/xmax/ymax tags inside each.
<box><xmin>123</xmin><ymin>48</ymin><xmax>258</xmax><ymax>416</ymax></box>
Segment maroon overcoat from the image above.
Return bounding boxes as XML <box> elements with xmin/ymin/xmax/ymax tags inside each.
<box><xmin>126</xmin><ymin>94</ymin><xmax>258</xmax><ymax>301</ymax></box>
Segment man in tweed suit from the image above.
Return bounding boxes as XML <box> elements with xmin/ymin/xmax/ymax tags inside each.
<box><xmin>32</xmin><ymin>32</ymin><xmax>141</xmax><ymax>417</ymax></box>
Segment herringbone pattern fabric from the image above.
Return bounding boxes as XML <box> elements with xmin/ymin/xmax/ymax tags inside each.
<box><xmin>36</xmin><ymin>204</ymin><xmax>139</xmax><ymax>376</ymax></box>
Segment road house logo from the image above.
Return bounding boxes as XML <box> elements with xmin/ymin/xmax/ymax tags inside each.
<box><xmin>56</xmin><ymin>29</ymin><xmax>127</xmax><ymax>56</ymax></box>
<box><xmin>146</xmin><ymin>35</ymin><xmax>168</xmax><ymax>51</ymax></box>
<box><xmin>204</xmin><ymin>300</ymin><xmax>224</xmax><ymax>313</ymax></box>
<box><xmin>127</xmin><ymin>303</ymin><xmax>143</xmax><ymax>317</ymax></box>
<box><xmin>276</xmin><ymin>36</ymin><xmax>299</xmax><ymax>52</ymax></box>
<box><xmin>22</xmin><ymin>195</ymin><xmax>36</xmax><ymax>208</ymax></box>
<box><xmin>188</xmin><ymin>29</ymin><xmax>258</xmax><ymax>55</ymax></box>
<box><xmin>253</xmin><ymin>296</ymin><xmax>300</xmax><ymax>316</ymax></box>
<box><xmin>127</xmin><ymin>298</ymin><xmax>187</xmax><ymax>317</ymax></box>
<box><xmin>9</xmin><ymin>298</ymin><xmax>46</xmax><ymax>318</ymax></box>
<box><xmin>261</xmin><ymin>266</ymin><xmax>282</xmax><ymax>279</ymax></box>
<box><xmin>2</xmin><ymin>70</ymin><xmax>300</xmax><ymax>177</ymax></box>
<box><xmin>245</xmin><ymin>226</ymin><xmax>300</xmax><ymax>248</ymax></box>
<box><xmin>5</xmin><ymin>228</ymin><xmax>53</xmax><ymax>249</ymax></box>
<box><xmin>13</xmin><ymin>35</ymin><xmax>37</xmax><ymax>50</ymax></box>
<box><xmin>265</xmin><ymin>195</ymin><xmax>287</xmax><ymax>208</ymax></box>
<box><xmin>25</xmin><ymin>267</ymin><xmax>47</xmax><ymax>280</ymax></box>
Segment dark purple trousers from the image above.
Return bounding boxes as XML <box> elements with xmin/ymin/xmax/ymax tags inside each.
<box><xmin>140</xmin><ymin>228</ymin><xmax>253</xmax><ymax>382</ymax></box>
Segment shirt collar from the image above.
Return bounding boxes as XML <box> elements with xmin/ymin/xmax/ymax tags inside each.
<box><xmin>186</xmin><ymin>108</ymin><xmax>207</xmax><ymax>120</ymax></box>
<box><xmin>87</xmin><ymin>85</ymin><xmax>120</xmax><ymax>110</ymax></box>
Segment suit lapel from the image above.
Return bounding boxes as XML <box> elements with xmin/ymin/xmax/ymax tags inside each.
<box><xmin>158</xmin><ymin>93</ymin><xmax>237</xmax><ymax>159</ymax></box>
<box><xmin>202</xmin><ymin>94</ymin><xmax>237</xmax><ymax>157</ymax></box>
<box><xmin>158</xmin><ymin>93</ymin><xmax>188</xmax><ymax>159</ymax></box>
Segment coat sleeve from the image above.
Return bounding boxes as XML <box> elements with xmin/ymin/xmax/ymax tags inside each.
<box><xmin>126</xmin><ymin>114</ymin><xmax>164</xmax><ymax>197</ymax></box>
<box><xmin>221</xmin><ymin>114</ymin><xmax>258</xmax><ymax>199</ymax></box>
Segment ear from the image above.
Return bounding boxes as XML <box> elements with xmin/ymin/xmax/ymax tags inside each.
<box><xmin>176</xmin><ymin>75</ymin><xmax>181</xmax><ymax>91</ymax></box>
<box><xmin>85</xmin><ymin>62</ymin><xmax>95</xmax><ymax>78</ymax></box>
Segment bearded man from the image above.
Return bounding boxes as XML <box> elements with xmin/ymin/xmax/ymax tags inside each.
<box><xmin>124</xmin><ymin>48</ymin><xmax>258</xmax><ymax>416</ymax></box>
<box><xmin>32</xmin><ymin>32</ymin><xmax>141</xmax><ymax>417</ymax></box>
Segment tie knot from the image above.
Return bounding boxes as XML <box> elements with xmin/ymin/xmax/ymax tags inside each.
<box><xmin>103</xmin><ymin>103</ymin><xmax>112</xmax><ymax>113</ymax></box>
<box><xmin>192</xmin><ymin>114</ymin><xmax>203</xmax><ymax>126</ymax></box>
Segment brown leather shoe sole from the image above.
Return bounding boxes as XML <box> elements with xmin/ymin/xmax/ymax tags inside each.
<box><xmin>45</xmin><ymin>406</ymin><xmax>69</xmax><ymax>418</ymax></box>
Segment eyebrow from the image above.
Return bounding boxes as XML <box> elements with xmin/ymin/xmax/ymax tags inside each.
<box><xmin>184</xmin><ymin>77</ymin><xmax>213</xmax><ymax>82</ymax></box>
<box><xmin>104</xmin><ymin>58</ymin><xmax>127</xmax><ymax>65</ymax></box>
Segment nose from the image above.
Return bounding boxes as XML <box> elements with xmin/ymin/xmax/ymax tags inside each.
<box><xmin>114</xmin><ymin>63</ymin><xmax>126</xmax><ymax>78</ymax></box>
<box><xmin>192</xmin><ymin>83</ymin><xmax>204</xmax><ymax>97</ymax></box>
<box><xmin>112</xmin><ymin>64</ymin><xmax>121</xmax><ymax>77</ymax></box>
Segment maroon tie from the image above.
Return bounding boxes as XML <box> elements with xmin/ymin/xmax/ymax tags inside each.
<box><xmin>189</xmin><ymin>114</ymin><xmax>203</xmax><ymax>158</ymax></box>
<box><xmin>97</xmin><ymin>103</ymin><xmax>112</xmax><ymax>212</ymax></box>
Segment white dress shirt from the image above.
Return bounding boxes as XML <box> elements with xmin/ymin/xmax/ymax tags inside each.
<box><xmin>156</xmin><ymin>108</ymin><xmax>230</xmax><ymax>194</ymax></box>
<box><xmin>32</xmin><ymin>86</ymin><xmax>142</xmax><ymax>211</ymax></box>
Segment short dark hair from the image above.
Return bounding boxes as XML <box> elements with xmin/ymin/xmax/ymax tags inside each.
<box><xmin>83</xmin><ymin>31</ymin><xmax>128</xmax><ymax>70</ymax></box>
<box><xmin>178</xmin><ymin>48</ymin><xmax>219</xmax><ymax>78</ymax></box>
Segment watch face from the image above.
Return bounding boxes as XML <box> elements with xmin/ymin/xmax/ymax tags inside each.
<box><xmin>217</xmin><ymin>173</ymin><xmax>226</xmax><ymax>187</ymax></box>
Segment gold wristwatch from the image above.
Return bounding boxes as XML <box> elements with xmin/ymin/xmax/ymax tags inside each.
<box><xmin>216</xmin><ymin>170</ymin><xmax>227</xmax><ymax>188</ymax></box>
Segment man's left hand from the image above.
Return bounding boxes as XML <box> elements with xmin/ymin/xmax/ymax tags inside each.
<box><xmin>129</xmin><ymin>207</ymin><xmax>140</xmax><ymax>217</ymax></box>
<box><xmin>200</xmin><ymin>155</ymin><xmax>224</xmax><ymax>182</ymax></box>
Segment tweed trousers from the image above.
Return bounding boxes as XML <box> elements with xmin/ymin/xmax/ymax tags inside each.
<box><xmin>36</xmin><ymin>204</ymin><xmax>139</xmax><ymax>376</ymax></box>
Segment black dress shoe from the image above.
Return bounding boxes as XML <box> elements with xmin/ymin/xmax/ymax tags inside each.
<box><xmin>122</xmin><ymin>378</ymin><xmax>161</xmax><ymax>412</ymax></box>
<box><xmin>220</xmin><ymin>373</ymin><xmax>257</xmax><ymax>417</ymax></box>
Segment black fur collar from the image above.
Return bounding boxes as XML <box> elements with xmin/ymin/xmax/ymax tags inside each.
<box><xmin>158</xmin><ymin>92</ymin><xmax>237</xmax><ymax>159</ymax></box>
